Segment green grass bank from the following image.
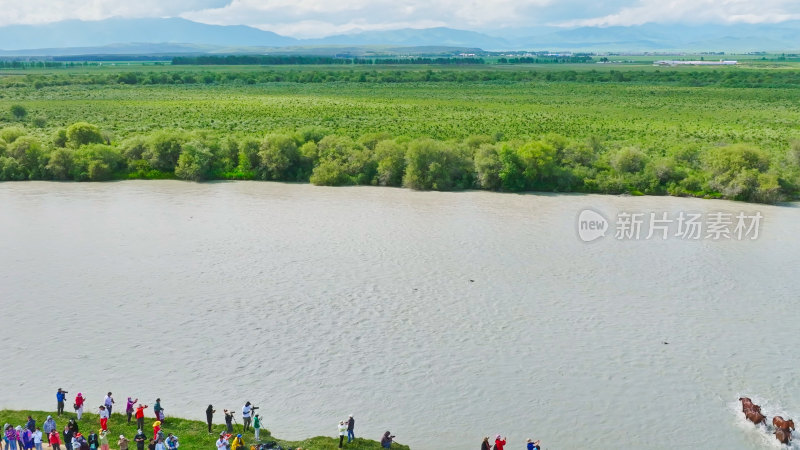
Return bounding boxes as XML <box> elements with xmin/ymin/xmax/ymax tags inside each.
<box><xmin>0</xmin><ymin>410</ymin><xmax>409</xmax><ymax>450</ymax></box>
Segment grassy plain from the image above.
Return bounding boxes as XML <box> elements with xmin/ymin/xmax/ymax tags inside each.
<box><xmin>0</xmin><ymin>63</ymin><xmax>798</xmax><ymax>202</ymax></box>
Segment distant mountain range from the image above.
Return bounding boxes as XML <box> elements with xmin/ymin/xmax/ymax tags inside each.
<box><xmin>0</xmin><ymin>17</ymin><xmax>798</xmax><ymax>55</ymax></box>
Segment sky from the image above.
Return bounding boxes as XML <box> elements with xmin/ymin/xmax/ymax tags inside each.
<box><xmin>0</xmin><ymin>0</ymin><xmax>799</xmax><ymax>37</ymax></box>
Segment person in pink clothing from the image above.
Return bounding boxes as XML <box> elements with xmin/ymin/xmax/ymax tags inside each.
<box><xmin>494</xmin><ymin>435</ymin><xmax>506</xmax><ymax>450</ymax></box>
<box><xmin>74</xmin><ymin>393</ymin><xmax>86</xmax><ymax>420</ymax></box>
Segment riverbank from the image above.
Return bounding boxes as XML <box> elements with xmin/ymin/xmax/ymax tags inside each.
<box><xmin>0</xmin><ymin>410</ymin><xmax>409</xmax><ymax>450</ymax></box>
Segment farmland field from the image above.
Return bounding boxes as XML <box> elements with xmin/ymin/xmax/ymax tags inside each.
<box><xmin>1</xmin><ymin>64</ymin><xmax>799</xmax><ymax>202</ymax></box>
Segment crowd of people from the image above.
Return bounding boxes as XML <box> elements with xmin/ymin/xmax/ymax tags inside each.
<box><xmin>480</xmin><ymin>435</ymin><xmax>541</xmax><ymax>450</ymax></box>
<box><xmin>0</xmin><ymin>388</ymin><xmax>437</xmax><ymax>450</ymax></box>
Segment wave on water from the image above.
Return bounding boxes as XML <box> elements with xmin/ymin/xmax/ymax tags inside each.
<box><xmin>731</xmin><ymin>395</ymin><xmax>799</xmax><ymax>449</ymax></box>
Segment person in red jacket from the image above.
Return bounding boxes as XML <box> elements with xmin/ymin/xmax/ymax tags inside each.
<box><xmin>49</xmin><ymin>429</ymin><xmax>62</xmax><ymax>450</ymax></box>
<box><xmin>135</xmin><ymin>404</ymin><xmax>149</xmax><ymax>431</ymax></box>
<box><xmin>494</xmin><ymin>435</ymin><xmax>506</xmax><ymax>450</ymax></box>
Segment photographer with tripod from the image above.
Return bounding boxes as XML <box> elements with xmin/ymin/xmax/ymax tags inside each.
<box><xmin>241</xmin><ymin>402</ymin><xmax>258</xmax><ymax>432</ymax></box>
<box><xmin>223</xmin><ymin>410</ymin><xmax>234</xmax><ymax>434</ymax></box>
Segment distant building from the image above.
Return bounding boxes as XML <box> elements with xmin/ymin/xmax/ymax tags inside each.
<box><xmin>653</xmin><ymin>60</ymin><xmax>738</xmax><ymax>66</ymax></box>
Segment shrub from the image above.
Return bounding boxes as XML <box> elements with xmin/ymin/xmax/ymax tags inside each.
<box><xmin>7</xmin><ymin>136</ymin><xmax>47</xmax><ymax>179</ymax></box>
<box><xmin>144</xmin><ymin>130</ymin><xmax>187</xmax><ymax>172</ymax></box>
<box><xmin>175</xmin><ymin>141</ymin><xmax>214</xmax><ymax>181</ymax></box>
<box><xmin>258</xmin><ymin>134</ymin><xmax>299</xmax><ymax>180</ymax></box>
<box><xmin>611</xmin><ymin>147</ymin><xmax>647</xmax><ymax>174</ymax></box>
<box><xmin>403</xmin><ymin>138</ymin><xmax>472</xmax><ymax>190</ymax></box>
<box><xmin>0</xmin><ymin>126</ymin><xmax>26</xmax><ymax>143</ymax></box>
<box><xmin>47</xmin><ymin>148</ymin><xmax>75</xmax><ymax>180</ymax></box>
<box><xmin>0</xmin><ymin>156</ymin><xmax>26</xmax><ymax>181</ymax></box>
<box><xmin>10</xmin><ymin>104</ymin><xmax>27</xmax><ymax>120</ymax></box>
<box><xmin>474</xmin><ymin>143</ymin><xmax>502</xmax><ymax>189</ymax></box>
<box><xmin>373</xmin><ymin>140</ymin><xmax>406</xmax><ymax>187</ymax></box>
<box><xmin>66</xmin><ymin>122</ymin><xmax>104</xmax><ymax>148</ymax></box>
<box><xmin>72</xmin><ymin>144</ymin><xmax>125</xmax><ymax>181</ymax></box>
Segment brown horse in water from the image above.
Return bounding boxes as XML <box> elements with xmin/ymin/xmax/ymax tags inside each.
<box><xmin>775</xmin><ymin>428</ymin><xmax>792</xmax><ymax>445</ymax></box>
<box><xmin>745</xmin><ymin>409</ymin><xmax>767</xmax><ymax>426</ymax></box>
<box><xmin>774</xmin><ymin>416</ymin><xmax>796</xmax><ymax>431</ymax></box>
<box><xmin>739</xmin><ymin>397</ymin><xmax>754</xmax><ymax>411</ymax></box>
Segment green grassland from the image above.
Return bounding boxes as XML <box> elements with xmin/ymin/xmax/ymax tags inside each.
<box><xmin>0</xmin><ymin>410</ymin><xmax>409</xmax><ymax>450</ymax></box>
<box><xmin>0</xmin><ymin>64</ymin><xmax>799</xmax><ymax>202</ymax></box>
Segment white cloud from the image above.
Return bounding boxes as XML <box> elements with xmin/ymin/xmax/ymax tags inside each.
<box><xmin>561</xmin><ymin>0</ymin><xmax>800</xmax><ymax>27</ymax></box>
<box><xmin>0</xmin><ymin>0</ymin><xmax>229</xmax><ymax>26</ymax></box>
<box><xmin>180</xmin><ymin>0</ymin><xmax>554</xmax><ymax>38</ymax></box>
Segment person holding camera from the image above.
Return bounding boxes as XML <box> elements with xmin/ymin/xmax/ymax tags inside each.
<box><xmin>380</xmin><ymin>431</ymin><xmax>395</xmax><ymax>449</ymax></box>
<box><xmin>205</xmin><ymin>405</ymin><xmax>215</xmax><ymax>434</ymax></box>
<box><xmin>241</xmin><ymin>402</ymin><xmax>257</xmax><ymax>432</ymax></box>
<box><xmin>56</xmin><ymin>389</ymin><xmax>69</xmax><ymax>417</ymax></box>
<box><xmin>223</xmin><ymin>410</ymin><xmax>233</xmax><ymax>434</ymax></box>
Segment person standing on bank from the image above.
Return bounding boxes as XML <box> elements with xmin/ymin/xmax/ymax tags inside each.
<box><xmin>346</xmin><ymin>415</ymin><xmax>354</xmax><ymax>443</ymax></box>
<box><xmin>134</xmin><ymin>430</ymin><xmax>146</xmax><ymax>450</ymax></box>
<box><xmin>253</xmin><ymin>414</ymin><xmax>261</xmax><ymax>441</ymax></box>
<box><xmin>223</xmin><ymin>410</ymin><xmax>233</xmax><ymax>434</ymax></box>
<box><xmin>480</xmin><ymin>436</ymin><xmax>490</xmax><ymax>450</ymax></box>
<box><xmin>153</xmin><ymin>399</ymin><xmax>163</xmax><ymax>422</ymax></box>
<box><xmin>126</xmin><ymin>398</ymin><xmax>138</xmax><ymax>424</ymax></box>
<box><xmin>74</xmin><ymin>394</ymin><xmax>85</xmax><ymax>421</ymax></box>
<box><xmin>135</xmin><ymin>405</ymin><xmax>148</xmax><ymax>431</ymax></box>
<box><xmin>205</xmin><ymin>405</ymin><xmax>215</xmax><ymax>434</ymax></box>
<box><xmin>103</xmin><ymin>393</ymin><xmax>115</xmax><ymax>416</ymax></box>
<box><xmin>241</xmin><ymin>402</ymin><xmax>252</xmax><ymax>432</ymax></box>
<box><xmin>57</xmin><ymin>389</ymin><xmax>69</xmax><ymax>417</ymax></box>
<box><xmin>98</xmin><ymin>406</ymin><xmax>109</xmax><ymax>432</ymax></box>
<box><xmin>337</xmin><ymin>421</ymin><xmax>346</xmax><ymax>448</ymax></box>
<box><xmin>43</xmin><ymin>416</ymin><xmax>57</xmax><ymax>437</ymax></box>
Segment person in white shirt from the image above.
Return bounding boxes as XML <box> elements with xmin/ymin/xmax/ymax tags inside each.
<box><xmin>33</xmin><ymin>427</ymin><xmax>43</xmax><ymax>450</ymax></box>
<box><xmin>104</xmin><ymin>393</ymin><xmax>115</xmax><ymax>415</ymax></box>
<box><xmin>241</xmin><ymin>402</ymin><xmax>252</xmax><ymax>432</ymax></box>
<box><xmin>215</xmin><ymin>432</ymin><xmax>228</xmax><ymax>450</ymax></box>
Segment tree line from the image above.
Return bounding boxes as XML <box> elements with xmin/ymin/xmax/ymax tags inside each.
<box><xmin>1</xmin><ymin>122</ymin><xmax>798</xmax><ymax>204</ymax></box>
<box><xmin>4</xmin><ymin>68</ymin><xmax>799</xmax><ymax>89</ymax></box>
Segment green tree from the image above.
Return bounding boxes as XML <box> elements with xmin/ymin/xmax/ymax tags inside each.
<box><xmin>373</xmin><ymin>140</ymin><xmax>406</xmax><ymax>187</ymax></box>
<box><xmin>0</xmin><ymin>126</ymin><xmax>26</xmax><ymax>144</ymax></box>
<box><xmin>72</xmin><ymin>144</ymin><xmax>125</xmax><ymax>181</ymax></box>
<box><xmin>7</xmin><ymin>136</ymin><xmax>47</xmax><ymax>179</ymax></box>
<box><xmin>258</xmin><ymin>134</ymin><xmax>299</xmax><ymax>180</ymax></box>
<box><xmin>474</xmin><ymin>143</ymin><xmax>502</xmax><ymax>189</ymax></box>
<box><xmin>66</xmin><ymin>122</ymin><xmax>104</xmax><ymax>148</ymax></box>
<box><xmin>10</xmin><ymin>104</ymin><xmax>27</xmax><ymax>120</ymax></box>
<box><xmin>47</xmin><ymin>148</ymin><xmax>75</xmax><ymax>180</ymax></box>
<box><xmin>175</xmin><ymin>141</ymin><xmax>214</xmax><ymax>181</ymax></box>
<box><xmin>144</xmin><ymin>130</ymin><xmax>187</xmax><ymax>172</ymax></box>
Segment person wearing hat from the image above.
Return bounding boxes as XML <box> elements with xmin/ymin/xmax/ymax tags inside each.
<box><xmin>230</xmin><ymin>433</ymin><xmax>244</xmax><ymax>450</ymax></box>
<box><xmin>480</xmin><ymin>436</ymin><xmax>490</xmax><ymax>450</ymax></box>
<box><xmin>126</xmin><ymin>398</ymin><xmax>139</xmax><ymax>424</ymax></box>
<box><xmin>133</xmin><ymin>430</ymin><xmax>146</xmax><ymax>450</ymax></box>
<box><xmin>253</xmin><ymin>414</ymin><xmax>261</xmax><ymax>441</ymax></box>
<box><xmin>494</xmin><ymin>435</ymin><xmax>506</xmax><ymax>450</ymax></box>
<box><xmin>151</xmin><ymin>422</ymin><xmax>161</xmax><ymax>441</ymax></box>
<box><xmin>164</xmin><ymin>433</ymin><xmax>178</xmax><ymax>450</ymax></box>
<box><xmin>99</xmin><ymin>430</ymin><xmax>109</xmax><ymax>450</ymax></box>
<box><xmin>118</xmin><ymin>435</ymin><xmax>129</xmax><ymax>450</ymax></box>
<box><xmin>56</xmin><ymin>389</ymin><xmax>69</xmax><ymax>417</ymax></box>
<box><xmin>74</xmin><ymin>394</ymin><xmax>85</xmax><ymax>421</ymax></box>
<box><xmin>337</xmin><ymin>420</ymin><xmax>346</xmax><ymax>448</ymax></box>
<box><xmin>346</xmin><ymin>415</ymin><xmax>354</xmax><ymax>443</ymax></box>
<box><xmin>526</xmin><ymin>438</ymin><xmax>541</xmax><ymax>450</ymax></box>
<box><xmin>214</xmin><ymin>432</ymin><xmax>227</xmax><ymax>450</ymax></box>
<box><xmin>43</xmin><ymin>416</ymin><xmax>57</xmax><ymax>436</ymax></box>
